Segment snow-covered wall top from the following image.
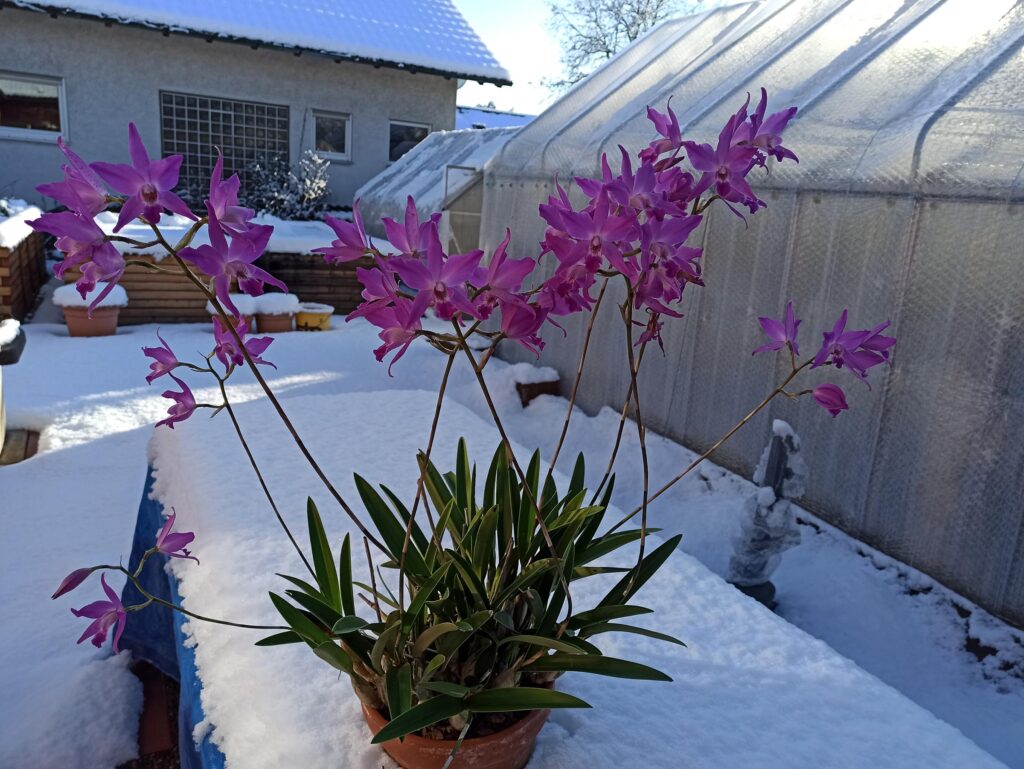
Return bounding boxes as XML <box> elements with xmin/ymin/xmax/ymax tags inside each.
<box><xmin>0</xmin><ymin>203</ymin><xmax>43</xmax><ymax>250</ymax></box>
<box><xmin>456</xmin><ymin>106</ymin><xmax>535</xmax><ymax>130</ymax></box>
<box><xmin>17</xmin><ymin>0</ymin><xmax>510</xmax><ymax>84</ymax></box>
<box><xmin>357</xmin><ymin>127</ymin><xmax>519</xmax><ymax>234</ymax></box>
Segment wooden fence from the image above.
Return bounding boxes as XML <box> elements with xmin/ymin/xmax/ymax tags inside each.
<box><xmin>0</xmin><ymin>230</ymin><xmax>47</xmax><ymax>320</ymax></box>
<box><xmin>59</xmin><ymin>252</ymin><xmax>369</xmax><ymax>323</ymax></box>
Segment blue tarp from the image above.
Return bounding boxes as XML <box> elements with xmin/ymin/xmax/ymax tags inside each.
<box><xmin>120</xmin><ymin>468</ymin><xmax>226</xmax><ymax>769</ymax></box>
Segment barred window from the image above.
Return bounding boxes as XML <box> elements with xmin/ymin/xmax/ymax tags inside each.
<box><xmin>160</xmin><ymin>91</ymin><xmax>290</xmax><ymax>201</ymax></box>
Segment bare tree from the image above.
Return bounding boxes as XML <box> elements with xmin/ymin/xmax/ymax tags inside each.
<box><xmin>546</xmin><ymin>0</ymin><xmax>703</xmax><ymax>91</ymax></box>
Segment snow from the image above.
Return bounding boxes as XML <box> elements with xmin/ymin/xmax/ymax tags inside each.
<box><xmin>456</xmin><ymin>106</ymin><xmax>535</xmax><ymax>130</ymax></box>
<box><xmin>95</xmin><ymin>211</ymin><xmax>341</xmax><ymax>259</ymax></box>
<box><xmin>297</xmin><ymin>302</ymin><xmax>334</xmax><ymax>314</ymax></box>
<box><xmin>206</xmin><ymin>295</ymin><xmax>256</xmax><ymax>316</ymax></box>
<box><xmin>0</xmin><ymin>318</ymin><xmax>21</xmax><ymax>347</ymax></box>
<box><xmin>255</xmin><ymin>293</ymin><xmax>300</xmax><ymax>316</ymax></box>
<box><xmin>2</xmin><ymin>318</ymin><xmax>1022</xmax><ymax>768</ymax></box>
<box><xmin>11</xmin><ymin>0</ymin><xmax>509</xmax><ymax>83</ymax></box>
<box><xmin>149</xmin><ymin>384</ymin><xmax>1006</xmax><ymax>768</ymax></box>
<box><xmin>0</xmin><ymin>203</ymin><xmax>43</xmax><ymax>250</ymax></box>
<box><xmin>52</xmin><ymin>282</ymin><xmax>129</xmax><ymax>308</ymax></box>
<box><xmin>356</xmin><ymin>128</ymin><xmax>519</xmax><ymax>235</ymax></box>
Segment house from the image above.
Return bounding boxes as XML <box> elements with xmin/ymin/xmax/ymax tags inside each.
<box><xmin>0</xmin><ymin>1</ymin><xmax>510</xmax><ymax>208</ymax></box>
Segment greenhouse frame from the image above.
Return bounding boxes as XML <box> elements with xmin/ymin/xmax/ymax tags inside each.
<box><xmin>482</xmin><ymin>0</ymin><xmax>1024</xmax><ymax>624</ymax></box>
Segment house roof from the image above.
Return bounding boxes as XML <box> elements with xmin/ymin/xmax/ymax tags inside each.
<box><xmin>12</xmin><ymin>0</ymin><xmax>511</xmax><ymax>85</ymax></box>
<box><xmin>456</xmin><ymin>106</ymin><xmax>535</xmax><ymax>130</ymax></box>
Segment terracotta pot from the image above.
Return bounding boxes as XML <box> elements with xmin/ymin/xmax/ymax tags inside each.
<box><xmin>362</xmin><ymin>703</ymin><xmax>549</xmax><ymax>769</ymax></box>
<box><xmin>255</xmin><ymin>313</ymin><xmax>294</xmax><ymax>333</ymax></box>
<box><xmin>295</xmin><ymin>303</ymin><xmax>334</xmax><ymax>331</ymax></box>
<box><xmin>63</xmin><ymin>306</ymin><xmax>120</xmax><ymax>337</ymax></box>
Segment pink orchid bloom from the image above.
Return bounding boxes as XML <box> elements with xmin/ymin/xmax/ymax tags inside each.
<box><xmin>180</xmin><ymin>205</ymin><xmax>285</xmax><ymax>316</ymax></box>
<box><xmin>812</xmin><ymin>383</ymin><xmax>849</xmax><ymax>418</ymax></box>
<box><xmin>559</xmin><ymin>191</ymin><xmax>637</xmax><ymax>276</ymax></box>
<box><xmin>52</xmin><ymin>567</ymin><xmax>94</xmax><ymax>600</ymax></box>
<box><xmin>391</xmin><ymin>223</ymin><xmax>482</xmax><ymax>321</ymax></box>
<box><xmin>315</xmin><ymin>202</ymin><xmax>373</xmax><ymax>263</ymax></box>
<box><xmin>155</xmin><ymin>508</ymin><xmax>199</xmax><ymax>563</ymax></box>
<box><xmin>812</xmin><ymin>310</ymin><xmax>896</xmax><ymax>383</ymax></box>
<box><xmin>683</xmin><ymin>113</ymin><xmax>765</xmax><ymax>215</ymax></box>
<box><xmin>382</xmin><ymin>196</ymin><xmax>441</xmax><ymax>258</ymax></box>
<box><xmin>212</xmin><ymin>316</ymin><xmax>275</xmax><ymax>371</ymax></box>
<box><xmin>71</xmin><ymin>574</ymin><xmax>127</xmax><ymax>652</ymax></box>
<box><xmin>363</xmin><ymin>293</ymin><xmax>431</xmax><ymax>374</ymax></box>
<box><xmin>471</xmin><ymin>229</ymin><xmax>536</xmax><ymax>319</ymax></box>
<box><xmin>142</xmin><ymin>331</ymin><xmax>179</xmax><ymax>384</ymax></box>
<box><xmin>36</xmin><ymin>137</ymin><xmax>108</xmax><ymax>217</ymax></box>
<box><xmin>91</xmin><ymin>123</ymin><xmax>196</xmax><ymax>232</ymax></box>
<box><xmin>753</xmin><ymin>301</ymin><xmax>802</xmax><ymax>356</ymax></box>
<box><xmin>29</xmin><ymin>211</ymin><xmax>125</xmax><ymax>311</ymax></box>
<box><xmin>157</xmin><ymin>373</ymin><xmax>197</xmax><ymax>429</ymax></box>
<box><xmin>207</xmin><ymin>152</ymin><xmax>255</xmax><ymax>236</ymax></box>
<box><xmin>499</xmin><ymin>297</ymin><xmax>547</xmax><ymax>355</ymax></box>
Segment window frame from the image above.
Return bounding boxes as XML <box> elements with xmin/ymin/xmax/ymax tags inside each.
<box><xmin>311</xmin><ymin>109</ymin><xmax>353</xmax><ymax>163</ymax></box>
<box><xmin>388</xmin><ymin>119</ymin><xmax>431</xmax><ymax>163</ymax></box>
<box><xmin>0</xmin><ymin>70</ymin><xmax>66</xmax><ymax>143</ymax></box>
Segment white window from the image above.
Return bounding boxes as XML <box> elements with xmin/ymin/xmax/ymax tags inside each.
<box><xmin>0</xmin><ymin>72</ymin><xmax>65</xmax><ymax>142</ymax></box>
<box><xmin>389</xmin><ymin>120</ymin><xmax>430</xmax><ymax>162</ymax></box>
<box><xmin>313</xmin><ymin>110</ymin><xmax>352</xmax><ymax>162</ymax></box>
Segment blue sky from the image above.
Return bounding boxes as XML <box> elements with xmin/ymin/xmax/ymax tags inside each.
<box><xmin>454</xmin><ymin>0</ymin><xmax>562</xmax><ymax>115</ymax></box>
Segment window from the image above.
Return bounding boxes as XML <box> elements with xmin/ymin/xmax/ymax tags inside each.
<box><xmin>389</xmin><ymin>120</ymin><xmax>430</xmax><ymax>162</ymax></box>
<box><xmin>160</xmin><ymin>91</ymin><xmax>290</xmax><ymax>200</ymax></box>
<box><xmin>313</xmin><ymin>111</ymin><xmax>351</xmax><ymax>161</ymax></box>
<box><xmin>0</xmin><ymin>72</ymin><xmax>63</xmax><ymax>141</ymax></box>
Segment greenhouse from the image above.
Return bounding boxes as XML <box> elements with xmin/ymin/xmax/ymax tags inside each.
<box><xmin>482</xmin><ymin>0</ymin><xmax>1024</xmax><ymax>624</ymax></box>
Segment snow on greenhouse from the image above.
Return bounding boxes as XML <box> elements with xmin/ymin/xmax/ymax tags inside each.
<box><xmin>357</xmin><ymin>127</ymin><xmax>520</xmax><ymax>251</ymax></box>
<box><xmin>482</xmin><ymin>0</ymin><xmax>1024</xmax><ymax>625</ymax></box>
<box><xmin>13</xmin><ymin>0</ymin><xmax>510</xmax><ymax>82</ymax></box>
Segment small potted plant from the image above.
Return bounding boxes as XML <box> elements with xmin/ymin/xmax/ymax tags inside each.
<box><xmin>53</xmin><ymin>281</ymin><xmax>127</xmax><ymax>337</ymax></box>
<box><xmin>295</xmin><ymin>301</ymin><xmax>334</xmax><ymax>331</ymax></box>
<box><xmin>254</xmin><ymin>292</ymin><xmax>299</xmax><ymax>333</ymax></box>
<box><xmin>45</xmin><ymin>97</ymin><xmax>896</xmax><ymax>768</ymax></box>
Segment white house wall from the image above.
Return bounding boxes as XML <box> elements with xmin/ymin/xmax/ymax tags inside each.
<box><xmin>0</xmin><ymin>8</ymin><xmax>457</xmax><ymax>207</ymax></box>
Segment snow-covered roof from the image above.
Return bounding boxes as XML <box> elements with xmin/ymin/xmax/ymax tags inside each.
<box><xmin>15</xmin><ymin>1</ymin><xmax>511</xmax><ymax>85</ymax></box>
<box><xmin>456</xmin><ymin>106</ymin><xmax>535</xmax><ymax>130</ymax></box>
<box><xmin>356</xmin><ymin>127</ymin><xmax>519</xmax><ymax>234</ymax></box>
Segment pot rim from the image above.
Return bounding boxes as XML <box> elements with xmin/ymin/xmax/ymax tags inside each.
<box><xmin>361</xmin><ymin>701</ymin><xmax>550</xmax><ymax>750</ymax></box>
<box><xmin>62</xmin><ymin>306</ymin><xmax>121</xmax><ymax>317</ymax></box>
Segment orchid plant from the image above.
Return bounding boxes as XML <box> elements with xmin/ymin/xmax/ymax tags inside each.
<box><xmin>41</xmin><ymin>89</ymin><xmax>894</xmax><ymax>752</ymax></box>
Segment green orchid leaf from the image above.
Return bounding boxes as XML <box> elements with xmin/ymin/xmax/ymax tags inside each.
<box><xmin>523</xmin><ymin>653</ymin><xmax>672</xmax><ymax>681</ymax></box>
<box><xmin>466</xmin><ymin>687</ymin><xmax>591</xmax><ymax>712</ymax></box>
<box><xmin>306</xmin><ymin>498</ymin><xmax>341</xmax><ymax>612</ymax></box>
<box><xmin>370</xmin><ymin>696</ymin><xmax>465</xmax><ymax>744</ymax></box>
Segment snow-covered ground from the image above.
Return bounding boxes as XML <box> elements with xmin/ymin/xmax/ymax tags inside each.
<box><xmin>1</xmin><ymin>318</ymin><xmax>1021</xmax><ymax>767</ymax></box>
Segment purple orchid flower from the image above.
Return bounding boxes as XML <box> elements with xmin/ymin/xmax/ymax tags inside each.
<box><xmin>142</xmin><ymin>331</ymin><xmax>178</xmax><ymax>384</ymax></box>
<box><xmin>812</xmin><ymin>383</ymin><xmax>848</xmax><ymax>418</ymax></box>
<box><xmin>155</xmin><ymin>508</ymin><xmax>199</xmax><ymax>563</ymax></box>
<box><xmin>812</xmin><ymin>310</ymin><xmax>896</xmax><ymax>382</ymax></box>
<box><xmin>71</xmin><ymin>574</ymin><xmax>127</xmax><ymax>652</ymax></box>
<box><xmin>212</xmin><ymin>316</ymin><xmax>276</xmax><ymax>371</ymax></box>
<box><xmin>391</xmin><ymin>223</ymin><xmax>482</xmax><ymax>321</ymax></box>
<box><xmin>752</xmin><ymin>301</ymin><xmax>801</xmax><ymax>356</ymax></box>
<box><xmin>499</xmin><ymin>297</ymin><xmax>547</xmax><ymax>355</ymax></box>
<box><xmin>37</xmin><ymin>137</ymin><xmax>108</xmax><ymax>217</ymax></box>
<box><xmin>157</xmin><ymin>373</ymin><xmax>197</xmax><ymax>429</ymax></box>
<box><xmin>315</xmin><ymin>202</ymin><xmax>373</xmax><ymax>263</ymax></box>
<box><xmin>471</xmin><ymin>229</ymin><xmax>536</xmax><ymax>319</ymax></box>
<box><xmin>180</xmin><ymin>205</ymin><xmax>285</xmax><ymax>316</ymax></box>
<box><xmin>734</xmin><ymin>88</ymin><xmax>799</xmax><ymax>165</ymax></box>
<box><xmin>363</xmin><ymin>292</ymin><xmax>431</xmax><ymax>374</ymax></box>
<box><xmin>207</xmin><ymin>151</ymin><xmax>255</xmax><ymax>236</ymax></box>
<box><xmin>91</xmin><ymin>123</ymin><xmax>196</xmax><ymax>232</ymax></box>
<box><xmin>52</xmin><ymin>567</ymin><xmax>94</xmax><ymax>600</ymax></box>
<box><xmin>382</xmin><ymin>196</ymin><xmax>441</xmax><ymax>258</ymax></box>
<box><xmin>559</xmin><ymin>191</ymin><xmax>637</xmax><ymax>276</ymax></box>
<box><xmin>640</xmin><ymin>100</ymin><xmax>683</xmax><ymax>165</ymax></box>
<box><xmin>29</xmin><ymin>211</ymin><xmax>125</xmax><ymax>311</ymax></box>
<box><xmin>683</xmin><ymin>113</ymin><xmax>764</xmax><ymax>215</ymax></box>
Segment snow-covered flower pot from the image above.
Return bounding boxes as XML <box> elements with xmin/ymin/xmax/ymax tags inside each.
<box><xmin>254</xmin><ymin>293</ymin><xmax>299</xmax><ymax>333</ymax></box>
<box><xmin>295</xmin><ymin>302</ymin><xmax>333</xmax><ymax>331</ymax></box>
<box><xmin>361</xmin><ymin>701</ymin><xmax>549</xmax><ymax>769</ymax></box>
<box><xmin>54</xmin><ymin>283</ymin><xmax>127</xmax><ymax>337</ymax></box>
